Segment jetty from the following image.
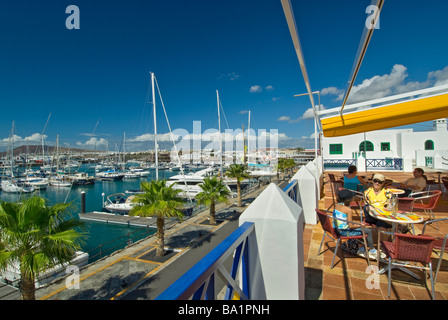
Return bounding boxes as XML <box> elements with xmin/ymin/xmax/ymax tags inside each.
<box><xmin>78</xmin><ymin>211</ymin><xmax>177</xmax><ymax>229</ymax></box>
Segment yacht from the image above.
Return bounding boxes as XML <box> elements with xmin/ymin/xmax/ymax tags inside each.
<box><xmin>1</xmin><ymin>179</ymin><xmax>35</xmax><ymax>193</ymax></box>
<box><xmin>96</xmin><ymin>169</ymin><xmax>125</xmax><ymax>181</ymax></box>
<box><xmin>166</xmin><ymin>167</ymin><xmax>235</xmax><ymax>199</ymax></box>
<box><xmin>103</xmin><ymin>193</ymin><xmax>139</xmax><ymax>214</ymax></box>
<box><xmin>1</xmin><ymin>251</ymin><xmax>89</xmax><ymax>288</ymax></box>
<box><xmin>49</xmin><ymin>177</ymin><xmax>72</xmax><ymax>188</ymax></box>
<box><xmin>68</xmin><ymin>172</ymin><xmax>95</xmax><ymax>186</ymax></box>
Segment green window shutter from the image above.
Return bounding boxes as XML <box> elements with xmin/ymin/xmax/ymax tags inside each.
<box><xmin>329</xmin><ymin>144</ymin><xmax>343</xmax><ymax>155</ymax></box>
<box><xmin>380</xmin><ymin>142</ymin><xmax>390</xmax><ymax>151</ymax></box>
<box><xmin>359</xmin><ymin>141</ymin><xmax>374</xmax><ymax>152</ymax></box>
<box><xmin>424</xmin><ymin>140</ymin><xmax>434</xmax><ymax>150</ymax></box>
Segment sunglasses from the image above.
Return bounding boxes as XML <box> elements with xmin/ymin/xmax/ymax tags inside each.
<box><xmin>373</xmin><ymin>179</ymin><xmax>384</xmax><ymax>184</ymax></box>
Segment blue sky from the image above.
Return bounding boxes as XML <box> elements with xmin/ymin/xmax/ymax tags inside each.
<box><xmin>1</xmin><ymin>0</ymin><xmax>447</xmax><ymax>152</ymax></box>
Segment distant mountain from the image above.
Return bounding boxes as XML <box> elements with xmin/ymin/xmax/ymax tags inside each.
<box><xmin>0</xmin><ymin>145</ymin><xmax>99</xmax><ymax>157</ymax></box>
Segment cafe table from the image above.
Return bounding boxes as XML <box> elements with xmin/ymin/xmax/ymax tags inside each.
<box><xmin>386</xmin><ymin>187</ymin><xmax>405</xmax><ymax>195</ymax></box>
<box><xmin>370</xmin><ymin>207</ymin><xmax>424</xmax><ymax>231</ymax></box>
<box><xmin>370</xmin><ymin>207</ymin><xmax>424</xmax><ymax>278</ymax></box>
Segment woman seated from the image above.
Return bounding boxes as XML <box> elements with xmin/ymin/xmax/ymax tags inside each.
<box><xmin>333</xmin><ymin>189</ymin><xmax>379</xmax><ymax>260</ymax></box>
<box><xmin>344</xmin><ymin>165</ymin><xmax>368</xmax><ymax>192</ymax></box>
<box><xmin>363</xmin><ymin>173</ymin><xmax>393</xmax><ymax>230</ymax></box>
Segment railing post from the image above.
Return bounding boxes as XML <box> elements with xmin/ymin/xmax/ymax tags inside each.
<box><xmin>239</xmin><ymin>183</ymin><xmax>305</xmax><ymax>299</ymax></box>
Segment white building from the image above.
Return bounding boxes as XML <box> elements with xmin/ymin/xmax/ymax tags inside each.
<box><xmin>322</xmin><ymin>118</ymin><xmax>448</xmax><ymax>171</ymax></box>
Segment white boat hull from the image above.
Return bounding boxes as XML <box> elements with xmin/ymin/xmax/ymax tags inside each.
<box><xmin>0</xmin><ymin>251</ymin><xmax>89</xmax><ymax>288</ymax></box>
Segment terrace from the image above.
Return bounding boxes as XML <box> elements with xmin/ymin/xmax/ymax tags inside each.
<box><xmin>305</xmin><ymin>170</ymin><xmax>448</xmax><ymax>300</ymax></box>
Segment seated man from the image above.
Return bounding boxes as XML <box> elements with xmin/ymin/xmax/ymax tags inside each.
<box><xmin>398</xmin><ymin>168</ymin><xmax>426</xmax><ymax>197</ymax></box>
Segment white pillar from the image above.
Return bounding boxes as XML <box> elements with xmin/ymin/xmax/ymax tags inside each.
<box><xmin>403</xmin><ymin>156</ymin><xmax>413</xmax><ymax>172</ymax></box>
<box><xmin>239</xmin><ymin>183</ymin><xmax>305</xmax><ymax>300</ymax></box>
<box><xmin>357</xmin><ymin>154</ymin><xmax>366</xmax><ymax>172</ymax></box>
<box><xmin>290</xmin><ymin>166</ymin><xmax>318</xmax><ymax>225</ymax></box>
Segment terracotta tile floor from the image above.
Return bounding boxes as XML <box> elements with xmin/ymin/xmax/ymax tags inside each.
<box><xmin>304</xmin><ymin>170</ymin><xmax>448</xmax><ymax>300</ymax></box>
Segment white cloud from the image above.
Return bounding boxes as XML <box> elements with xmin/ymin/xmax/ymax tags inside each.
<box><xmin>265</xmin><ymin>85</ymin><xmax>274</xmax><ymax>91</ymax></box>
<box><xmin>218</xmin><ymin>72</ymin><xmax>240</xmax><ymax>81</ymax></box>
<box><xmin>321</xmin><ymin>86</ymin><xmax>344</xmax><ymax>96</ymax></box>
<box><xmin>129</xmin><ymin>133</ymin><xmax>180</xmax><ymax>142</ymax></box>
<box><xmin>249</xmin><ymin>85</ymin><xmax>263</xmax><ymax>93</ymax></box>
<box><xmin>277</xmin><ymin>116</ymin><xmax>291</xmax><ymax>121</ymax></box>
<box><xmin>321</xmin><ymin>64</ymin><xmax>448</xmax><ymax>104</ymax></box>
<box><xmin>76</xmin><ymin>137</ymin><xmax>107</xmax><ymax>148</ymax></box>
<box><xmin>278</xmin><ymin>104</ymin><xmax>325</xmax><ymax>123</ymax></box>
<box><xmin>428</xmin><ymin>66</ymin><xmax>448</xmax><ymax>86</ymax></box>
<box><xmin>0</xmin><ymin>133</ymin><xmax>47</xmax><ymax>146</ymax></box>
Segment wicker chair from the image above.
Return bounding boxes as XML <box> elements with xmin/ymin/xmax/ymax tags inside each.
<box><xmin>379</xmin><ymin>231</ymin><xmax>436</xmax><ymax>299</ymax></box>
<box><xmin>315</xmin><ymin>209</ymin><xmax>370</xmax><ymax>269</ymax></box>
<box><xmin>421</xmin><ymin>218</ymin><xmax>448</xmax><ymax>284</ymax></box>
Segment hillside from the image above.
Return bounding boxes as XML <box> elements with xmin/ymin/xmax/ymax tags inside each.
<box><xmin>0</xmin><ymin>145</ymin><xmax>98</xmax><ymax>157</ymax></box>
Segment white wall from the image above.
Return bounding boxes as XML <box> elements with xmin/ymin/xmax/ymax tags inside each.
<box><xmin>322</xmin><ymin>120</ymin><xmax>448</xmax><ymax>170</ymax></box>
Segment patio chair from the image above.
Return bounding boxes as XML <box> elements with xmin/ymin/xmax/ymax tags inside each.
<box><xmin>379</xmin><ymin>230</ymin><xmax>436</xmax><ymax>299</ymax></box>
<box><xmin>397</xmin><ymin>197</ymin><xmax>417</xmax><ymax>234</ymax></box>
<box><xmin>441</xmin><ymin>177</ymin><xmax>448</xmax><ymax>199</ymax></box>
<box><xmin>328</xmin><ymin>174</ymin><xmax>343</xmax><ymax>210</ymax></box>
<box><xmin>423</xmin><ymin>174</ymin><xmax>438</xmax><ymax>191</ymax></box>
<box><xmin>315</xmin><ymin>209</ymin><xmax>371</xmax><ymax>269</ymax></box>
<box><xmin>411</xmin><ymin>190</ymin><xmax>442</xmax><ymax>229</ymax></box>
<box><xmin>420</xmin><ymin>218</ymin><xmax>448</xmax><ymax>284</ymax></box>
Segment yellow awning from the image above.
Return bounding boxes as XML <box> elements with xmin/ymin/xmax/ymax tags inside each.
<box><xmin>321</xmin><ymin>93</ymin><xmax>448</xmax><ymax>137</ymax></box>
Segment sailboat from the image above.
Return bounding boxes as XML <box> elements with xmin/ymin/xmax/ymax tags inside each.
<box><xmin>1</xmin><ymin>122</ymin><xmax>35</xmax><ymax>193</ymax></box>
<box><xmin>49</xmin><ymin>135</ymin><xmax>72</xmax><ymax>188</ymax></box>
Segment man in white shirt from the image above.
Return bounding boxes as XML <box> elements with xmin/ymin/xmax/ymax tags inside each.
<box><xmin>399</xmin><ymin>168</ymin><xmax>426</xmax><ymax>196</ymax></box>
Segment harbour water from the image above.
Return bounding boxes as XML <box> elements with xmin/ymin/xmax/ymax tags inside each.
<box><xmin>0</xmin><ymin>164</ymin><xmax>187</xmax><ymax>263</ymax></box>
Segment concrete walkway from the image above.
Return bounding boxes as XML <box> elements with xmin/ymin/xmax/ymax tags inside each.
<box><xmin>36</xmin><ymin>181</ymin><xmax>283</xmax><ymax>300</ymax></box>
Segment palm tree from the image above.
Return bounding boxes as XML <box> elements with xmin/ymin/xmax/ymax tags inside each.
<box><xmin>129</xmin><ymin>180</ymin><xmax>184</xmax><ymax>257</ymax></box>
<box><xmin>0</xmin><ymin>196</ymin><xmax>85</xmax><ymax>300</ymax></box>
<box><xmin>225</xmin><ymin>164</ymin><xmax>250</xmax><ymax>207</ymax></box>
<box><xmin>196</xmin><ymin>176</ymin><xmax>230</xmax><ymax>225</ymax></box>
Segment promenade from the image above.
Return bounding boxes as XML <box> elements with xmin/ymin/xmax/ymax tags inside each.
<box><xmin>35</xmin><ymin>181</ymin><xmax>280</xmax><ymax>300</ymax></box>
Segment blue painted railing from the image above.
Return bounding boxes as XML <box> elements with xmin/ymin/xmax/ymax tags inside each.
<box><xmin>155</xmin><ymin>221</ymin><xmax>255</xmax><ymax>300</ymax></box>
<box><xmin>324</xmin><ymin>158</ymin><xmax>403</xmax><ymax>170</ymax></box>
<box><xmin>283</xmin><ymin>180</ymin><xmax>298</xmax><ymax>202</ymax></box>
<box><xmin>366</xmin><ymin>158</ymin><xmax>403</xmax><ymax>170</ymax></box>
<box><xmin>323</xmin><ymin>159</ymin><xmax>357</xmax><ymax>169</ymax></box>
<box><xmin>155</xmin><ymin>181</ymin><xmax>300</xmax><ymax>300</ymax></box>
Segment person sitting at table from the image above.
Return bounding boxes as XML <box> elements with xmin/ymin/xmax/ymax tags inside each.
<box><xmin>333</xmin><ymin>189</ymin><xmax>378</xmax><ymax>260</ymax></box>
<box><xmin>397</xmin><ymin>167</ymin><xmax>426</xmax><ymax>197</ymax></box>
<box><xmin>343</xmin><ymin>165</ymin><xmax>368</xmax><ymax>192</ymax></box>
<box><xmin>363</xmin><ymin>173</ymin><xmax>393</xmax><ymax>230</ymax></box>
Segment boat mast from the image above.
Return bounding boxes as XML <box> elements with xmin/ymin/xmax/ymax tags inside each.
<box><xmin>248</xmin><ymin>110</ymin><xmax>251</xmax><ymax>163</ymax></box>
<box><xmin>217</xmin><ymin>90</ymin><xmax>223</xmax><ymax>177</ymax></box>
<box><xmin>151</xmin><ymin>72</ymin><xmax>158</xmax><ymax>180</ymax></box>
<box><xmin>242</xmin><ymin>123</ymin><xmax>246</xmax><ymax>164</ymax></box>
<box><xmin>10</xmin><ymin>121</ymin><xmax>14</xmax><ymax>178</ymax></box>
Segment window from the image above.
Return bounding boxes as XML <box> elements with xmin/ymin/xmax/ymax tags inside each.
<box><xmin>381</xmin><ymin>142</ymin><xmax>390</xmax><ymax>151</ymax></box>
<box><xmin>359</xmin><ymin>141</ymin><xmax>374</xmax><ymax>152</ymax></box>
<box><xmin>425</xmin><ymin>140</ymin><xmax>434</xmax><ymax>150</ymax></box>
<box><xmin>329</xmin><ymin>144</ymin><xmax>343</xmax><ymax>155</ymax></box>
